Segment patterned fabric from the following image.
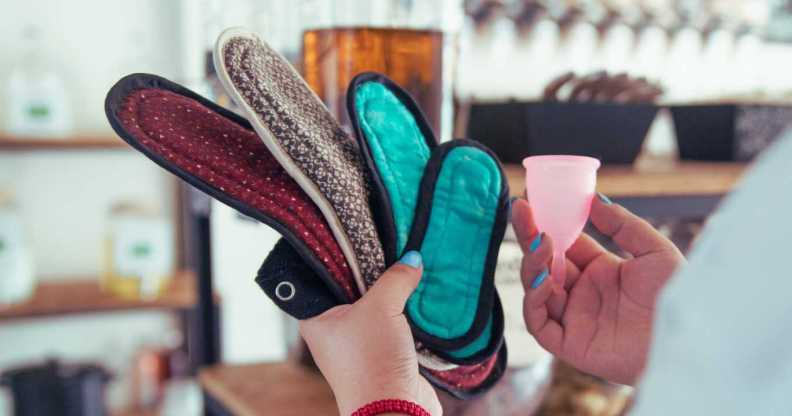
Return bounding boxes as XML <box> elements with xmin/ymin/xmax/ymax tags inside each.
<box><xmin>220</xmin><ymin>35</ymin><xmax>386</xmax><ymax>289</ymax></box>
<box><xmin>427</xmin><ymin>352</ymin><xmax>501</xmax><ymax>390</ymax></box>
<box><xmin>114</xmin><ymin>87</ymin><xmax>357</xmax><ymax>300</ymax></box>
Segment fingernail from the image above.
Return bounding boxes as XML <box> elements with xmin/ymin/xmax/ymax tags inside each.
<box><xmin>399</xmin><ymin>250</ymin><xmax>423</xmax><ymax>269</ymax></box>
<box><xmin>507</xmin><ymin>196</ymin><xmax>519</xmax><ymax>220</ymax></box>
<box><xmin>529</xmin><ymin>232</ymin><xmax>543</xmax><ymax>252</ymax></box>
<box><xmin>597</xmin><ymin>192</ymin><xmax>612</xmax><ymax>205</ymax></box>
<box><xmin>531</xmin><ymin>268</ymin><xmax>549</xmax><ymax>289</ymax></box>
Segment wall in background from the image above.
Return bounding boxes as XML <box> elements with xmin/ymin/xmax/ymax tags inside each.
<box><xmin>0</xmin><ymin>0</ymin><xmax>181</xmax><ymax>133</ymax></box>
<box><xmin>0</xmin><ymin>0</ymin><xmax>298</xmax><ymax>411</ymax></box>
<box><xmin>1</xmin><ymin>1</ymin><xmax>181</xmax><ymax>411</ymax></box>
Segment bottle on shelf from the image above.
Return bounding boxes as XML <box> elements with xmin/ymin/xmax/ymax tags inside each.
<box><xmin>102</xmin><ymin>201</ymin><xmax>174</xmax><ymax>300</ymax></box>
<box><xmin>4</xmin><ymin>25</ymin><xmax>73</xmax><ymax>138</ymax></box>
<box><xmin>0</xmin><ymin>191</ymin><xmax>35</xmax><ymax>306</ymax></box>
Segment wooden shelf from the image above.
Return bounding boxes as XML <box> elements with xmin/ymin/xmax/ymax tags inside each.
<box><xmin>0</xmin><ymin>271</ymin><xmax>196</xmax><ymax>322</ymax></box>
<box><xmin>504</xmin><ymin>160</ymin><xmax>747</xmax><ymax>198</ymax></box>
<box><xmin>0</xmin><ymin>135</ymin><xmax>127</xmax><ymax>150</ymax></box>
<box><xmin>200</xmin><ymin>362</ymin><xmax>337</xmax><ymax>416</ymax></box>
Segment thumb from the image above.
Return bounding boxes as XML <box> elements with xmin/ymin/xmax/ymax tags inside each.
<box><xmin>362</xmin><ymin>250</ymin><xmax>423</xmax><ymax>315</ymax></box>
<box><xmin>590</xmin><ymin>193</ymin><xmax>678</xmax><ymax>257</ymax></box>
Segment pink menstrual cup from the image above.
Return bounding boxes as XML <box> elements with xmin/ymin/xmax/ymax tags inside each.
<box><xmin>522</xmin><ymin>155</ymin><xmax>601</xmax><ymax>290</ymax></box>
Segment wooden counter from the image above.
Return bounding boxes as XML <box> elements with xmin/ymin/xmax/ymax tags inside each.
<box><xmin>200</xmin><ymin>362</ymin><xmax>337</xmax><ymax>416</ymax></box>
<box><xmin>198</xmin><ymin>361</ymin><xmax>631</xmax><ymax>416</ymax></box>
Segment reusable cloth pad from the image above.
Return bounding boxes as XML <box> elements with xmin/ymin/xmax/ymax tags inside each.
<box><xmin>405</xmin><ymin>140</ymin><xmax>508</xmax><ymax>355</ymax></box>
<box><xmin>104</xmin><ymin>73</ymin><xmax>505</xmax><ymax>398</ymax></box>
<box><xmin>104</xmin><ymin>74</ymin><xmax>358</xmax><ymax>307</ymax></box>
<box><xmin>348</xmin><ymin>74</ymin><xmax>508</xmax><ymax>362</ymax></box>
<box><xmin>214</xmin><ymin>28</ymin><xmax>384</xmax><ymax>294</ymax></box>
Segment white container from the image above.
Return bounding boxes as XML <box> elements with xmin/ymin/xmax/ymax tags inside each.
<box><xmin>104</xmin><ymin>202</ymin><xmax>174</xmax><ymax>299</ymax></box>
<box><xmin>0</xmin><ymin>207</ymin><xmax>35</xmax><ymax>305</ymax></box>
<box><xmin>5</xmin><ymin>26</ymin><xmax>72</xmax><ymax>137</ymax></box>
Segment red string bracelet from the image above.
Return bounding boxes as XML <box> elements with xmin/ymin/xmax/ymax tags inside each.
<box><xmin>351</xmin><ymin>399</ymin><xmax>432</xmax><ymax>416</ymax></box>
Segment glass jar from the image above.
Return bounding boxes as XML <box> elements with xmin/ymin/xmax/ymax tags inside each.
<box><xmin>103</xmin><ymin>201</ymin><xmax>174</xmax><ymax>300</ymax></box>
<box><xmin>0</xmin><ymin>192</ymin><xmax>35</xmax><ymax>305</ymax></box>
<box><xmin>298</xmin><ymin>0</ymin><xmax>464</xmax><ymax>141</ymax></box>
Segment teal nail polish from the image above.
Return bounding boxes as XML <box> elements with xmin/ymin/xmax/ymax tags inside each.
<box><xmin>597</xmin><ymin>192</ymin><xmax>612</xmax><ymax>205</ymax></box>
<box><xmin>531</xmin><ymin>268</ymin><xmax>548</xmax><ymax>289</ymax></box>
<box><xmin>529</xmin><ymin>233</ymin><xmax>543</xmax><ymax>252</ymax></box>
<box><xmin>399</xmin><ymin>250</ymin><xmax>423</xmax><ymax>268</ymax></box>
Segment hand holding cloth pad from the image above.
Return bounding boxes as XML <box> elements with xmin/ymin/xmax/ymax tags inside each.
<box><xmin>348</xmin><ymin>74</ymin><xmax>508</xmax><ymax>364</ymax></box>
<box><xmin>105</xmin><ymin>61</ymin><xmax>507</xmax><ymax>399</ymax></box>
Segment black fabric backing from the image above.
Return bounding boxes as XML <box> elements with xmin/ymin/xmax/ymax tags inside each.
<box><xmin>256</xmin><ymin>238</ymin><xmax>340</xmax><ymax>319</ymax></box>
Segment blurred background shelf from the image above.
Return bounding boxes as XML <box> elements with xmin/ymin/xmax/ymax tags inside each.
<box><xmin>0</xmin><ymin>135</ymin><xmax>127</xmax><ymax>150</ymax></box>
<box><xmin>0</xmin><ymin>271</ymin><xmax>197</xmax><ymax>322</ymax></box>
<box><xmin>505</xmin><ymin>160</ymin><xmax>747</xmax><ymax>218</ymax></box>
<box><xmin>504</xmin><ymin>160</ymin><xmax>746</xmax><ymax>198</ymax></box>
<box><xmin>199</xmin><ymin>362</ymin><xmax>337</xmax><ymax>416</ymax></box>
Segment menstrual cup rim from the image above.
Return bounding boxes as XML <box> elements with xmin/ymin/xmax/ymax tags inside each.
<box><xmin>522</xmin><ymin>155</ymin><xmax>601</xmax><ymax>171</ymax></box>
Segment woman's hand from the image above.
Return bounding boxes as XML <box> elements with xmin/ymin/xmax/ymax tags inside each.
<box><xmin>299</xmin><ymin>252</ymin><xmax>441</xmax><ymax>416</ymax></box>
<box><xmin>513</xmin><ymin>195</ymin><xmax>685</xmax><ymax>385</ymax></box>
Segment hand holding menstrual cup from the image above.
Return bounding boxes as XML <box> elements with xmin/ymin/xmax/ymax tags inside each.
<box><xmin>522</xmin><ymin>156</ymin><xmax>601</xmax><ymax>290</ymax></box>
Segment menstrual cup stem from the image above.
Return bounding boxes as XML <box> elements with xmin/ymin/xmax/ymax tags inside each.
<box><xmin>552</xmin><ymin>251</ymin><xmax>566</xmax><ymax>290</ymax></box>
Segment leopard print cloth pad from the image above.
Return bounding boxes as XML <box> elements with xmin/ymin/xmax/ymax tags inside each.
<box><xmin>219</xmin><ymin>34</ymin><xmax>385</xmax><ymax>289</ymax></box>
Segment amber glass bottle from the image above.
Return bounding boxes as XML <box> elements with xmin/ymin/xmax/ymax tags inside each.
<box><xmin>302</xmin><ymin>27</ymin><xmax>444</xmax><ymax>134</ymax></box>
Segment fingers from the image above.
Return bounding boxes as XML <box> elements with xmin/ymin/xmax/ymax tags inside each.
<box><xmin>298</xmin><ymin>303</ymin><xmax>352</xmax><ymax>345</ymax></box>
<box><xmin>520</xmin><ymin>233</ymin><xmax>553</xmax><ymax>290</ymax></box>
<box><xmin>362</xmin><ymin>251</ymin><xmax>423</xmax><ymax>315</ymax></box>
<box><xmin>511</xmin><ymin>198</ymin><xmax>539</xmax><ymax>253</ymax></box>
<box><xmin>566</xmin><ymin>232</ymin><xmax>608</xmax><ymax>269</ymax></box>
<box><xmin>590</xmin><ymin>194</ymin><xmax>677</xmax><ymax>257</ymax></box>
<box><xmin>522</xmin><ymin>270</ymin><xmax>564</xmax><ymax>353</ymax></box>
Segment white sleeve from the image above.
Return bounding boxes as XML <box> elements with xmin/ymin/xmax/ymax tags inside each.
<box><xmin>631</xmin><ymin>133</ymin><xmax>792</xmax><ymax>416</ymax></box>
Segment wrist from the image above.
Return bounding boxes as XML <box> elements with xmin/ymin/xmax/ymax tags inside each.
<box><xmin>336</xmin><ymin>380</ymin><xmax>417</xmax><ymax>415</ymax></box>
<box><xmin>350</xmin><ymin>399</ymin><xmax>431</xmax><ymax>416</ymax></box>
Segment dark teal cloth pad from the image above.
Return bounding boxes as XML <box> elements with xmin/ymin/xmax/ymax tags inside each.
<box><xmin>349</xmin><ymin>73</ymin><xmax>508</xmax><ymax>359</ymax></box>
<box><xmin>407</xmin><ymin>144</ymin><xmax>500</xmax><ymax>338</ymax></box>
<box><xmin>353</xmin><ymin>80</ymin><xmax>431</xmax><ymax>259</ymax></box>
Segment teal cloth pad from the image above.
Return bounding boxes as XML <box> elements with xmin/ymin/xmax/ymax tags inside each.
<box><xmin>406</xmin><ymin>146</ymin><xmax>502</xmax><ymax>340</ymax></box>
<box><xmin>354</xmin><ymin>81</ymin><xmax>431</xmax><ymax>256</ymax></box>
<box><xmin>448</xmin><ymin>319</ymin><xmax>493</xmax><ymax>358</ymax></box>
<box><xmin>353</xmin><ymin>78</ymin><xmax>500</xmax><ymax>357</ymax></box>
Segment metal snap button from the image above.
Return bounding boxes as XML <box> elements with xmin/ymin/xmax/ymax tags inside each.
<box><xmin>275</xmin><ymin>281</ymin><xmax>296</xmax><ymax>301</ymax></box>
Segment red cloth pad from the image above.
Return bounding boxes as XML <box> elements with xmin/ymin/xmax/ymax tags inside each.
<box><xmin>111</xmin><ymin>83</ymin><xmax>357</xmax><ymax>301</ymax></box>
<box><xmin>428</xmin><ymin>353</ymin><xmax>500</xmax><ymax>390</ymax></box>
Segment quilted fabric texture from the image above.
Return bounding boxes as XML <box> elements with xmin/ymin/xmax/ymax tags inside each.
<box><xmin>217</xmin><ymin>30</ymin><xmax>385</xmax><ymax>292</ymax></box>
<box><xmin>349</xmin><ymin>74</ymin><xmax>507</xmax><ymax>359</ymax></box>
<box><xmin>406</xmin><ymin>144</ymin><xmax>502</xmax><ymax>343</ymax></box>
<box><xmin>351</xmin><ymin>78</ymin><xmax>433</xmax><ymax>264</ymax></box>
<box><xmin>105</xmin><ymin>76</ymin><xmax>357</xmax><ymax>302</ymax></box>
